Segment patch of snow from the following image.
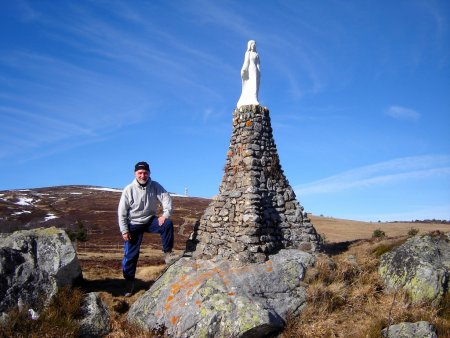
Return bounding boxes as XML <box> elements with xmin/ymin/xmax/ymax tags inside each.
<box><xmin>16</xmin><ymin>197</ymin><xmax>34</xmax><ymax>206</ymax></box>
<box><xmin>69</xmin><ymin>192</ymin><xmax>83</xmax><ymax>195</ymax></box>
<box><xmin>170</xmin><ymin>193</ymin><xmax>189</xmax><ymax>197</ymax></box>
<box><xmin>87</xmin><ymin>187</ymin><xmax>122</xmax><ymax>193</ymax></box>
<box><xmin>12</xmin><ymin>210</ymin><xmax>32</xmax><ymax>216</ymax></box>
<box><xmin>44</xmin><ymin>213</ymin><xmax>58</xmax><ymax>221</ymax></box>
<box><xmin>18</xmin><ymin>189</ymin><xmax>30</xmax><ymax>192</ymax></box>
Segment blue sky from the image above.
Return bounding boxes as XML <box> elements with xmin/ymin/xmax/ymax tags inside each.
<box><xmin>1</xmin><ymin>0</ymin><xmax>449</xmax><ymax>222</ymax></box>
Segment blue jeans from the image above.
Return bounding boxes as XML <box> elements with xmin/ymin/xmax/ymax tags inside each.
<box><xmin>122</xmin><ymin>217</ymin><xmax>174</xmax><ymax>281</ymax></box>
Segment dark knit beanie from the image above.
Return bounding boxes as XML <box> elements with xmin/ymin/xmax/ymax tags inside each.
<box><xmin>134</xmin><ymin>161</ymin><xmax>150</xmax><ymax>172</ymax></box>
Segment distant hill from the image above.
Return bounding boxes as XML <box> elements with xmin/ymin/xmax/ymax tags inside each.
<box><xmin>1</xmin><ymin>186</ymin><xmax>450</xmax><ymax>247</ymax></box>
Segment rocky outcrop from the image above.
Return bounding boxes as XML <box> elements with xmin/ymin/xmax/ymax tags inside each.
<box><xmin>130</xmin><ymin>103</ymin><xmax>319</xmax><ymax>336</ymax></box>
<box><xmin>193</xmin><ymin>105</ymin><xmax>320</xmax><ymax>263</ymax></box>
<box><xmin>0</xmin><ymin>227</ymin><xmax>82</xmax><ymax>314</ymax></box>
<box><xmin>381</xmin><ymin>321</ymin><xmax>437</xmax><ymax>338</ymax></box>
<box><xmin>79</xmin><ymin>292</ymin><xmax>110</xmax><ymax>338</ymax></box>
<box><xmin>128</xmin><ymin>249</ymin><xmax>315</xmax><ymax>337</ymax></box>
<box><xmin>379</xmin><ymin>233</ymin><xmax>450</xmax><ymax>305</ymax></box>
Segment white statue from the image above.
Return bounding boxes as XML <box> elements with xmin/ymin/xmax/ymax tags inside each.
<box><xmin>237</xmin><ymin>40</ymin><xmax>260</xmax><ymax>107</ymax></box>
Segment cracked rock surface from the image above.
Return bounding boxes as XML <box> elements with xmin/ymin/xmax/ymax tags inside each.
<box><xmin>128</xmin><ymin>249</ymin><xmax>314</xmax><ymax>337</ymax></box>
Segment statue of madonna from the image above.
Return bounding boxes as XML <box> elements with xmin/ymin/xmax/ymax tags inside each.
<box><xmin>237</xmin><ymin>40</ymin><xmax>260</xmax><ymax>107</ymax></box>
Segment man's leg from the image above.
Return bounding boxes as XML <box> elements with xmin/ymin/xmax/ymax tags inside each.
<box><xmin>122</xmin><ymin>225</ymin><xmax>144</xmax><ymax>281</ymax></box>
<box><xmin>146</xmin><ymin>217</ymin><xmax>174</xmax><ymax>253</ymax></box>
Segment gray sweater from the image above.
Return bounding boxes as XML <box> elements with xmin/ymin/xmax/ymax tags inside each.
<box><xmin>118</xmin><ymin>179</ymin><xmax>173</xmax><ymax>234</ymax></box>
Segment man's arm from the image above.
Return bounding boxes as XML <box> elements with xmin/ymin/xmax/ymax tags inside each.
<box><xmin>155</xmin><ymin>182</ymin><xmax>172</xmax><ymax>225</ymax></box>
<box><xmin>118</xmin><ymin>189</ymin><xmax>131</xmax><ymax>237</ymax></box>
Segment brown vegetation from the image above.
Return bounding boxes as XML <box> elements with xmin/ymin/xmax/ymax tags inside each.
<box><xmin>0</xmin><ymin>287</ymin><xmax>84</xmax><ymax>338</ymax></box>
<box><xmin>281</xmin><ymin>237</ymin><xmax>450</xmax><ymax>337</ymax></box>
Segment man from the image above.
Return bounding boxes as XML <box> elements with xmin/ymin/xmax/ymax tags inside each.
<box><xmin>118</xmin><ymin>161</ymin><xmax>178</xmax><ymax>296</ymax></box>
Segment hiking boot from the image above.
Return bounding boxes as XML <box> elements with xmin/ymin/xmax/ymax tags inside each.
<box><xmin>124</xmin><ymin>280</ymin><xmax>135</xmax><ymax>297</ymax></box>
<box><xmin>164</xmin><ymin>251</ymin><xmax>180</xmax><ymax>265</ymax></box>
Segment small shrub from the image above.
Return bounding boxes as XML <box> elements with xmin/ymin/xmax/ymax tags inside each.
<box><xmin>372</xmin><ymin>229</ymin><xmax>386</xmax><ymax>239</ymax></box>
<box><xmin>372</xmin><ymin>239</ymin><xmax>406</xmax><ymax>258</ymax></box>
<box><xmin>67</xmin><ymin>220</ymin><xmax>88</xmax><ymax>242</ymax></box>
<box><xmin>407</xmin><ymin>227</ymin><xmax>419</xmax><ymax>236</ymax></box>
<box><xmin>372</xmin><ymin>244</ymin><xmax>393</xmax><ymax>258</ymax></box>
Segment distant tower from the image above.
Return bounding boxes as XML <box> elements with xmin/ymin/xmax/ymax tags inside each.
<box><xmin>184</xmin><ymin>187</ymin><xmax>189</xmax><ymax>197</ymax></box>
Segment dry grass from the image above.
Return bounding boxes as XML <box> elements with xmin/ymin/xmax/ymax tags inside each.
<box><xmin>81</xmin><ymin>262</ymin><xmax>167</xmax><ymax>338</ymax></box>
<box><xmin>0</xmin><ymin>287</ymin><xmax>84</xmax><ymax>338</ymax></box>
<box><xmin>281</xmin><ymin>237</ymin><xmax>450</xmax><ymax>338</ymax></box>
<box><xmin>3</xmin><ymin>209</ymin><xmax>450</xmax><ymax>337</ymax></box>
<box><xmin>311</xmin><ymin>215</ymin><xmax>450</xmax><ymax>243</ymax></box>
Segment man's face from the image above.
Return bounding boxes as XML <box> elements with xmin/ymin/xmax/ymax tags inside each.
<box><xmin>135</xmin><ymin>170</ymin><xmax>149</xmax><ymax>184</ymax></box>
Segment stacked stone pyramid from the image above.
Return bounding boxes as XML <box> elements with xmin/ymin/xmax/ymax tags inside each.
<box><xmin>193</xmin><ymin>104</ymin><xmax>321</xmax><ymax>263</ymax></box>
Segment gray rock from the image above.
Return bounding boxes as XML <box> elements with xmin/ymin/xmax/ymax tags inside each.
<box><xmin>0</xmin><ymin>227</ymin><xmax>82</xmax><ymax>314</ymax></box>
<box><xmin>381</xmin><ymin>321</ymin><xmax>437</xmax><ymax>338</ymax></box>
<box><xmin>379</xmin><ymin>233</ymin><xmax>450</xmax><ymax>305</ymax></box>
<box><xmin>127</xmin><ymin>249</ymin><xmax>314</xmax><ymax>337</ymax></box>
<box><xmin>79</xmin><ymin>292</ymin><xmax>110</xmax><ymax>338</ymax></box>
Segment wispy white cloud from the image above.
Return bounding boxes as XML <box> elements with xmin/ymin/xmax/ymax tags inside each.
<box><xmin>295</xmin><ymin>155</ymin><xmax>450</xmax><ymax>195</ymax></box>
<box><xmin>14</xmin><ymin>0</ymin><xmax>41</xmax><ymax>22</ymax></box>
<box><xmin>385</xmin><ymin>105</ymin><xmax>421</xmax><ymax>121</ymax></box>
<box><xmin>415</xmin><ymin>0</ymin><xmax>449</xmax><ymax>58</ymax></box>
<box><xmin>181</xmin><ymin>0</ymin><xmax>257</xmax><ymax>39</ymax></box>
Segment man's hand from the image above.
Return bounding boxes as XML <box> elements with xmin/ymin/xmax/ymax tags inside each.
<box><xmin>122</xmin><ymin>232</ymin><xmax>131</xmax><ymax>241</ymax></box>
<box><xmin>158</xmin><ymin>216</ymin><xmax>166</xmax><ymax>226</ymax></box>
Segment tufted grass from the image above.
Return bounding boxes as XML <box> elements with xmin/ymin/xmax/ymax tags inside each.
<box><xmin>0</xmin><ymin>285</ymin><xmax>156</xmax><ymax>338</ymax></box>
<box><xmin>281</xmin><ymin>235</ymin><xmax>450</xmax><ymax>338</ymax></box>
<box><xmin>0</xmin><ymin>287</ymin><xmax>84</xmax><ymax>338</ymax></box>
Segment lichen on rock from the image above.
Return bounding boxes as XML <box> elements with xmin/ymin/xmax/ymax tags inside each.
<box><xmin>379</xmin><ymin>233</ymin><xmax>450</xmax><ymax>306</ymax></box>
<box><xmin>128</xmin><ymin>249</ymin><xmax>314</xmax><ymax>337</ymax></box>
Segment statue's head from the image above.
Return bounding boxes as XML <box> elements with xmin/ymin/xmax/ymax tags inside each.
<box><xmin>247</xmin><ymin>40</ymin><xmax>256</xmax><ymax>51</ymax></box>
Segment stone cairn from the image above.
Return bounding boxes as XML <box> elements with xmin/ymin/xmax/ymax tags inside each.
<box><xmin>193</xmin><ymin>104</ymin><xmax>321</xmax><ymax>263</ymax></box>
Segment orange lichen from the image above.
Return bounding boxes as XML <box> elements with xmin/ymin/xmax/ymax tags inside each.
<box><xmin>166</xmin><ymin>295</ymin><xmax>174</xmax><ymax>302</ymax></box>
<box><xmin>195</xmin><ymin>300</ymin><xmax>202</xmax><ymax>306</ymax></box>
<box><xmin>227</xmin><ymin>150</ymin><xmax>233</xmax><ymax>157</ymax></box>
<box><xmin>246</xmin><ymin>120</ymin><xmax>252</xmax><ymax>127</ymax></box>
<box><xmin>265</xmin><ymin>260</ymin><xmax>273</xmax><ymax>272</ymax></box>
<box><xmin>228</xmin><ymin>292</ymin><xmax>236</xmax><ymax>296</ymax></box>
<box><xmin>170</xmin><ymin>316</ymin><xmax>179</xmax><ymax>325</ymax></box>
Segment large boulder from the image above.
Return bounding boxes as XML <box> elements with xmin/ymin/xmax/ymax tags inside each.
<box><xmin>128</xmin><ymin>249</ymin><xmax>315</xmax><ymax>337</ymax></box>
<box><xmin>379</xmin><ymin>233</ymin><xmax>450</xmax><ymax>305</ymax></box>
<box><xmin>0</xmin><ymin>227</ymin><xmax>82</xmax><ymax>314</ymax></box>
<box><xmin>381</xmin><ymin>321</ymin><xmax>437</xmax><ymax>338</ymax></box>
